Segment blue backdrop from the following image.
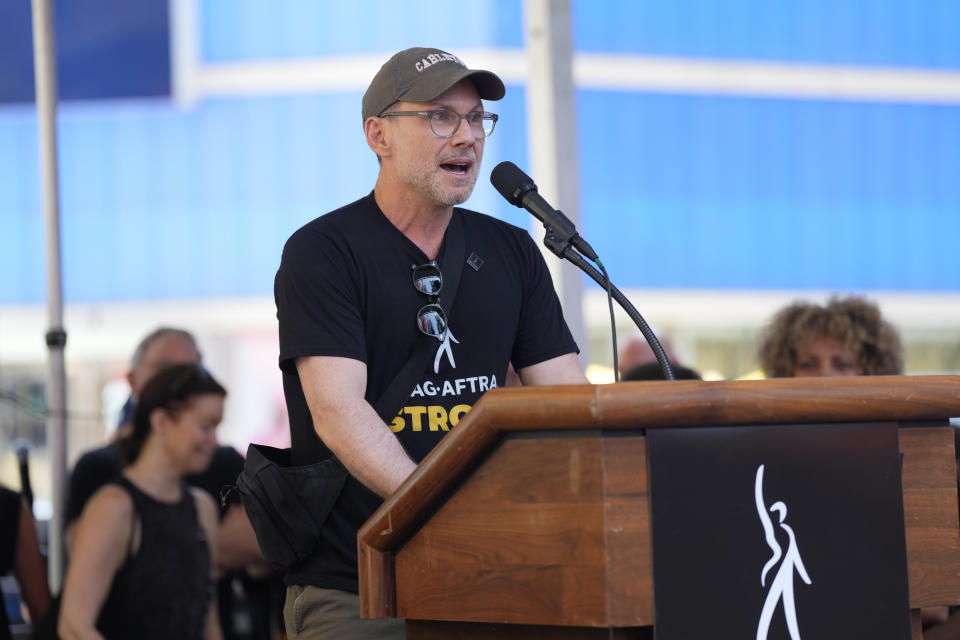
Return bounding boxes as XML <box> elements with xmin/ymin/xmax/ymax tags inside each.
<box><xmin>0</xmin><ymin>0</ymin><xmax>957</xmax><ymax>303</ymax></box>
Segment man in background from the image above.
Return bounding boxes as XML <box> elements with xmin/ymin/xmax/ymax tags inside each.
<box><xmin>65</xmin><ymin>327</ymin><xmax>270</xmax><ymax>639</ymax></box>
<box><xmin>65</xmin><ymin>327</ymin><xmax>207</xmax><ymax>530</ymax></box>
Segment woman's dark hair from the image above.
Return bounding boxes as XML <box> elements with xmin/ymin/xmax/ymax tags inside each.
<box><xmin>119</xmin><ymin>364</ymin><xmax>227</xmax><ymax>464</ymax></box>
<box><xmin>757</xmin><ymin>296</ymin><xmax>904</xmax><ymax>378</ymax></box>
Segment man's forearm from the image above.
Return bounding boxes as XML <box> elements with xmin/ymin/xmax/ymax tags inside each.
<box><xmin>297</xmin><ymin>355</ymin><xmax>418</xmax><ymax>498</ymax></box>
<box><xmin>314</xmin><ymin>397</ymin><xmax>417</xmax><ymax>498</ymax></box>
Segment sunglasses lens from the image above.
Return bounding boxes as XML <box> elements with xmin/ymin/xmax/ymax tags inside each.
<box><xmin>412</xmin><ymin>264</ymin><xmax>442</xmax><ymax>296</ymax></box>
<box><xmin>412</xmin><ymin>262</ymin><xmax>446</xmax><ymax>340</ymax></box>
<box><xmin>417</xmin><ymin>304</ymin><xmax>447</xmax><ymax>339</ymax></box>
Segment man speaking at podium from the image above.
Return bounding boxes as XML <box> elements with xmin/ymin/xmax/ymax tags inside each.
<box><xmin>274</xmin><ymin>47</ymin><xmax>587</xmax><ymax>638</ymax></box>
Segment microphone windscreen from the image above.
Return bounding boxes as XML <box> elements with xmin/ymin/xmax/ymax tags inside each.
<box><xmin>490</xmin><ymin>161</ymin><xmax>536</xmax><ymax>207</ymax></box>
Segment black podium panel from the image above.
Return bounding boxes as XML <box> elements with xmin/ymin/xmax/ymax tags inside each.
<box><xmin>647</xmin><ymin>423</ymin><xmax>911</xmax><ymax>640</ymax></box>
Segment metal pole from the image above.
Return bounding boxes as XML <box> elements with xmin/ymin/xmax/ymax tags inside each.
<box><xmin>523</xmin><ymin>0</ymin><xmax>588</xmax><ymax>364</ymax></box>
<box><xmin>31</xmin><ymin>0</ymin><xmax>68</xmax><ymax>592</ymax></box>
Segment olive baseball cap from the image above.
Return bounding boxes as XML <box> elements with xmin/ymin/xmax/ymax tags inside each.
<box><xmin>362</xmin><ymin>47</ymin><xmax>506</xmax><ymax>122</ymax></box>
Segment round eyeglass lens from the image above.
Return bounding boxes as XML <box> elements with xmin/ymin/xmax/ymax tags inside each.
<box><xmin>428</xmin><ymin>110</ymin><xmax>496</xmax><ymax>138</ymax></box>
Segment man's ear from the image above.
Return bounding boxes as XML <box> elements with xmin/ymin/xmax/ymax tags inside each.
<box><xmin>365</xmin><ymin>116</ymin><xmax>391</xmax><ymax>159</ymax></box>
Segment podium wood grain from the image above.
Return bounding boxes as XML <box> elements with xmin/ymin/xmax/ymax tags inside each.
<box><xmin>900</xmin><ymin>426</ymin><xmax>960</xmax><ymax>608</ymax></box>
<box><xmin>358</xmin><ymin>376</ymin><xmax>960</xmax><ymax>631</ymax></box>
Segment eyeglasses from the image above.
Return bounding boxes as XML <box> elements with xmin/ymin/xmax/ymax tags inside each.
<box><xmin>412</xmin><ymin>261</ymin><xmax>447</xmax><ymax>341</ymax></box>
<box><xmin>381</xmin><ymin>109</ymin><xmax>498</xmax><ymax>139</ymax></box>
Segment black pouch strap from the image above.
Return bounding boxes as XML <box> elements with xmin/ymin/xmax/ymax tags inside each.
<box><xmin>371</xmin><ymin>210</ymin><xmax>466</xmax><ymax>423</ymax></box>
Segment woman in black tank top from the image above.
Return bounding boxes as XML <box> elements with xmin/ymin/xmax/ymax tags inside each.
<box><xmin>58</xmin><ymin>364</ymin><xmax>227</xmax><ymax>640</ymax></box>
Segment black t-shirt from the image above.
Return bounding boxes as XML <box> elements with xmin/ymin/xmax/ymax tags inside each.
<box><xmin>1</xmin><ymin>486</ymin><xmax>22</xmax><ymax>640</ymax></box>
<box><xmin>275</xmin><ymin>192</ymin><xmax>578</xmax><ymax>592</ymax></box>
<box><xmin>184</xmin><ymin>446</ymin><xmax>245</xmax><ymax>516</ymax></box>
<box><xmin>66</xmin><ymin>443</ymin><xmax>245</xmax><ymax>525</ymax></box>
<box><xmin>0</xmin><ymin>486</ymin><xmax>19</xmax><ymax>573</ymax></box>
<box><xmin>65</xmin><ymin>443</ymin><xmax>125</xmax><ymax>524</ymax></box>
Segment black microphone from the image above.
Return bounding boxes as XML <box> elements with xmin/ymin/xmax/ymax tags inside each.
<box><xmin>490</xmin><ymin>162</ymin><xmax>674</xmax><ymax>381</ymax></box>
<box><xmin>490</xmin><ymin>161</ymin><xmax>597</xmax><ymax>261</ymax></box>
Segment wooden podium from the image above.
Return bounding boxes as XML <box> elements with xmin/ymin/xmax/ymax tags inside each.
<box><xmin>358</xmin><ymin>376</ymin><xmax>960</xmax><ymax>639</ymax></box>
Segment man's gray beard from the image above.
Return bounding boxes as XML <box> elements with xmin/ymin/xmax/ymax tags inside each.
<box><xmin>430</xmin><ymin>173</ymin><xmax>477</xmax><ymax>207</ymax></box>
<box><xmin>443</xmin><ymin>187</ymin><xmax>473</xmax><ymax>206</ymax></box>
<box><xmin>400</xmin><ymin>165</ymin><xmax>478</xmax><ymax>207</ymax></box>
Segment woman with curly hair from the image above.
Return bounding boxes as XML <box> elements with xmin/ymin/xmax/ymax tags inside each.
<box><xmin>757</xmin><ymin>296</ymin><xmax>904</xmax><ymax>378</ymax></box>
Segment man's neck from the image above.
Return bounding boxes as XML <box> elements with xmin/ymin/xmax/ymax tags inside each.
<box><xmin>374</xmin><ymin>178</ymin><xmax>452</xmax><ymax>260</ymax></box>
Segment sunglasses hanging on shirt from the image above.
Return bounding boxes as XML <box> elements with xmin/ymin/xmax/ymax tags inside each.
<box><xmin>412</xmin><ymin>261</ymin><xmax>448</xmax><ymax>341</ymax></box>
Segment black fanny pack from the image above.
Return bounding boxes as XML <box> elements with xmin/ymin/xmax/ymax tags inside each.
<box><xmin>233</xmin><ymin>444</ymin><xmax>347</xmax><ymax>570</ymax></box>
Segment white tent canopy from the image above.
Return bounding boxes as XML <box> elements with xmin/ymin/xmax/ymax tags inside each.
<box><xmin>31</xmin><ymin>0</ymin><xmax>68</xmax><ymax>590</ymax></box>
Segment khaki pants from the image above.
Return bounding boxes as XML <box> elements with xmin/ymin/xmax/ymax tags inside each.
<box><xmin>284</xmin><ymin>585</ymin><xmax>406</xmax><ymax>639</ymax></box>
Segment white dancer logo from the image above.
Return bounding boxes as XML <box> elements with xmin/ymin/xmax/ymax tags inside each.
<box><xmin>432</xmin><ymin>328</ymin><xmax>459</xmax><ymax>374</ymax></box>
<box><xmin>755</xmin><ymin>464</ymin><xmax>812</xmax><ymax>640</ymax></box>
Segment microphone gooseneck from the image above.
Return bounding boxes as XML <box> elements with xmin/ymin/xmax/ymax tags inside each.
<box><xmin>491</xmin><ymin>161</ymin><xmax>675</xmax><ymax>381</ymax></box>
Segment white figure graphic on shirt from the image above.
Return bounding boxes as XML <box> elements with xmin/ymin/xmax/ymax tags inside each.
<box><xmin>755</xmin><ymin>464</ymin><xmax>812</xmax><ymax>640</ymax></box>
<box><xmin>433</xmin><ymin>328</ymin><xmax>459</xmax><ymax>373</ymax></box>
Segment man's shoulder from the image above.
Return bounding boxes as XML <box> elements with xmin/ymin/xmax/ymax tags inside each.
<box><xmin>74</xmin><ymin>442</ymin><xmax>123</xmax><ymax>472</ymax></box>
<box><xmin>287</xmin><ymin>194</ymin><xmax>377</xmax><ymax>242</ymax></box>
<box><xmin>455</xmin><ymin>207</ymin><xmax>529</xmax><ymax>240</ymax></box>
<box><xmin>455</xmin><ymin>208</ymin><xmax>541</xmax><ymax>263</ymax></box>
<box><xmin>279</xmin><ymin>195</ymin><xmax>381</xmax><ymax>268</ymax></box>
